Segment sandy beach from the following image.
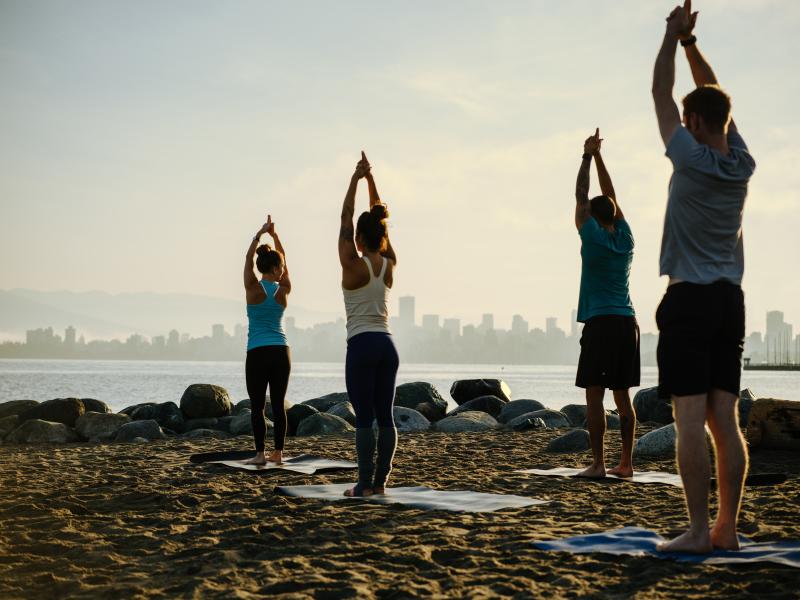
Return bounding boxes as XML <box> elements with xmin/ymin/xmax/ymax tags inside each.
<box><xmin>1</xmin><ymin>428</ymin><xmax>799</xmax><ymax>599</ymax></box>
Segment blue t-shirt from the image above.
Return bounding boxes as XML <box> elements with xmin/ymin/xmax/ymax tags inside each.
<box><xmin>246</xmin><ymin>280</ymin><xmax>288</xmax><ymax>350</ymax></box>
<box><xmin>577</xmin><ymin>217</ymin><xmax>635</xmax><ymax>323</ymax></box>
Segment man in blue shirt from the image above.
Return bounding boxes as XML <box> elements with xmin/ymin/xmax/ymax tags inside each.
<box><xmin>574</xmin><ymin>128</ymin><xmax>639</xmax><ymax>480</ymax></box>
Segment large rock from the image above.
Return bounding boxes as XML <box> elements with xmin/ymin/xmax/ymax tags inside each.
<box><xmin>435</xmin><ymin>411</ymin><xmax>498</xmax><ymax>433</ymax></box>
<box><xmin>5</xmin><ymin>420</ymin><xmax>79</xmax><ymax>444</ymax></box>
<box><xmin>287</xmin><ymin>404</ymin><xmax>318</xmax><ymax>436</ymax></box>
<box><xmin>18</xmin><ymin>398</ymin><xmax>85</xmax><ymax>427</ymax></box>
<box><xmin>738</xmin><ymin>389</ymin><xmax>756</xmax><ymax>429</ymax></box>
<box><xmin>497</xmin><ymin>399</ymin><xmax>547</xmax><ymax>424</ymax></box>
<box><xmin>230</xmin><ymin>412</ymin><xmax>260</xmax><ymax>436</ymax></box>
<box><xmin>546</xmin><ymin>429</ymin><xmax>591</xmax><ymax>453</ymax></box>
<box><xmin>0</xmin><ymin>415</ymin><xmax>19</xmax><ymax>439</ymax></box>
<box><xmin>296</xmin><ymin>413</ymin><xmax>354</xmax><ymax>436</ymax></box>
<box><xmin>0</xmin><ymin>400</ymin><xmax>39</xmax><ymax>419</ymax></box>
<box><xmin>75</xmin><ymin>412</ymin><xmax>131</xmax><ymax>442</ymax></box>
<box><xmin>180</xmin><ymin>384</ymin><xmax>232</xmax><ymax>419</ymax></box>
<box><xmin>114</xmin><ymin>420</ymin><xmax>167</xmax><ymax>443</ymax></box>
<box><xmin>184</xmin><ymin>418</ymin><xmax>219</xmax><ymax>432</ymax></box>
<box><xmin>561</xmin><ymin>404</ymin><xmax>587</xmax><ymax>428</ymax></box>
<box><xmin>450</xmin><ymin>379</ymin><xmax>511</xmax><ymax>405</ymax></box>
<box><xmin>524</xmin><ymin>409</ymin><xmax>571</xmax><ymax>429</ymax></box>
<box><xmin>181</xmin><ymin>429</ymin><xmax>230</xmax><ymax>440</ymax></box>
<box><xmin>448</xmin><ymin>395</ymin><xmax>506</xmax><ymax>419</ymax></box>
<box><xmin>80</xmin><ymin>399</ymin><xmax>111</xmax><ymax>414</ymax></box>
<box><xmin>393</xmin><ymin>407</ymin><xmax>430</xmax><ymax>433</ymax></box>
<box><xmin>327</xmin><ymin>402</ymin><xmax>356</xmax><ymax>426</ymax></box>
<box><xmin>634</xmin><ymin>424</ymin><xmax>676</xmax><ymax>458</ymax></box>
<box><xmin>302</xmin><ymin>392</ymin><xmax>349</xmax><ymax>413</ymax></box>
<box><xmin>605</xmin><ymin>413</ymin><xmax>621</xmax><ymax>430</ymax></box>
<box><xmin>125</xmin><ymin>402</ymin><xmax>185</xmax><ymax>433</ymax></box>
<box><xmin>394</xmin><ymin>382</ymin><xmax>448</xmax><ymax>421</ymax></box>
<box><xmin>633</xmin><ymin>387</ymin><xmax>673</xmax><ymax>425</ymax></box>
<box><xmin>233</xmin><ymin>399</ymin><xmax>252</xmax><ymax>416</ymax></box>
<box><xmin>216</xmin><ymin>415</ymin><xmax>237</xmax><ymax>432</ymax></box>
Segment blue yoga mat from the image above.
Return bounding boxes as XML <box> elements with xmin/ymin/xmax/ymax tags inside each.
<box><xmin>534</xmin><ymin>526</ymin><xmax>800</xmax><ymax>568</ymax></box>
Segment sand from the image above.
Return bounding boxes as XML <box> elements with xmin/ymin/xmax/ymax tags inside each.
<box><xmin>1</xmin><ymin>428</ymin><xmax>799</xmax><ymax>599</ymax></box>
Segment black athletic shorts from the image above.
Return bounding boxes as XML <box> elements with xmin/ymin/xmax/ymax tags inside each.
<box><xmin>656</xmin><ymin>281</ymin><xmax>744</xmax><ymax>399</ymax></box>
<box><xmin>576</xmin><ymin>315</ymin><xmax>640</xmax><ymax>390</ymax></box>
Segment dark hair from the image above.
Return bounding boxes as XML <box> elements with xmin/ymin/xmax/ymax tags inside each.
<box><xmin>356</xmin><ymin>204</ymin><xmax>389</xmax><ymax>252</ymax></box>
<box><xmin>255</xmin><ymin>244</ymin><xmax>284</xmax><ymax>274</ymax></box>
<box><xmin>590</xmin><ymin>195</ymin><xmax>616</xmax><ymax>227</ymax></box>
<box><xmin>682</xmin><ymin>85</ymin><xmax>731</xmax><ymax>134</ymax></box>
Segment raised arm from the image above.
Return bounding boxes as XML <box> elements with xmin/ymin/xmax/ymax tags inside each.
<box><xmin>266</xmin><ymin>217</ymin><xmax>291</xmax><ymax>304</ymax></box>
<box><xmin>244</xmin><ymin>217</ymin><xmax>269</xmax><ymax>297</ymax></box>
<box><xmin>362</xmin><ymin>151</ymin><xmax>397</xmax><ymax>265</ymax></box>
<box><xmin>575</xmin><ymin>143</ymin><xmax>592</xmax><ymax>231</ymax></box>
<box><xmin>339</xmin><ymin>158</ymin><xmax>367</xmax><ymax>269</ymax></box>
<box><xmin>591</xmin><ymin>130</ymin><xmax>623</xmax><ymax>220</ymax></box>
<box><xmin>683</xmin><ymin>31</ymin><xmax>738</xmax><ymax>132</ymax></box>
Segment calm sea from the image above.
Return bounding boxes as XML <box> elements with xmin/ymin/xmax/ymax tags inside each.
<box><xmin>0</xmin><ymin>359</ymin><xmax>797</xmax><ymax>413</ymax></box>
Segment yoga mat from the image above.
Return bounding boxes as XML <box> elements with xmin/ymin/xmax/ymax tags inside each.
<box><xmin>275</xmin><ymin>483</ymin><xmax>548</xmax><ymax>513</ymax></box>
<box><xmin>534</xmin><ymin>526</ymin><xmax>800</xmax><ymax>568</ymax></box>
<box><xmin>516</xmin><ymin>468</ymin><xmax>787</xmax><ymax>489</ymax></box>
<box><xmin>190</xmin><ymin>452</ymin><xmax>357</xmax><ymax>474</ymax></box>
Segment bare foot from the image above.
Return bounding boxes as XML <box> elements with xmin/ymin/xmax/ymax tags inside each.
<box><xmin>244</xmin><ymin>453</ymin><xmax>267</xmax><ymax>466</ymax></box>
<box><xmin>268</xmin><ymin>450</ymin><xmax>283</xmax><ymax>465</ymax></box>
<box><xmin>372</xmin><ymin>487</ymin><xmax>385</xmax><ymax>495</ymax></box>
<box><xmin>710</xmin><ymin>524</ymin><xmax>741</xmax><ymax>551</ymax></box>
<box><xmin>657</xmin><ymin>528</ymin><xmax>713</xmax><ymax>554</ymax></box>
<box><xmin>576</xmin><ymin>464</ymin><xmax>606</xmax><ymax>479</ymax></box>
<box><xmin>344</xmin><ymin>484</ymin><xmax>373</xmax><ymax>498</ymax></box>
<box><xmin>607</xmin><ymin>464</ymin><xmax>633</xmax><ymax>478</ymax></box>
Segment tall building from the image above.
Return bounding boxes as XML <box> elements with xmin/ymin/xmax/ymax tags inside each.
<box><xmin>399</xmin><ymin>296</ymin><xmax>415</xmax><ymax>328</ymax></box>
<box><xmin>442</xmin><ymin>318</ymin><xmax>461</xmax><ymax>336</ymax></box>
<box><xmin>765</xmin><ymin>310</ymin><xmax>793</xmax><ymax>364</ymax></box>
<box><xmin>422</xmin><ymin>314</ymin><xmax>440</xmax><ymax>332</ymax></box>
<box><xmin>168</xmin><ymin>329</ymin><xmax>180</xmax><ymax>348</ymax></box>
<box><xmin>212</xmin><ymin>324</ymin><xmax>226</xmax><ymax>342</ymax></box>
<box><xmin>545</xmin><ymin>317</ymin><xmax>557</xmax><ymax>335</ymax></box>
<box><xmin>479</xmin><ymin>313</ymin><xmax>494</xmax><ymax>333</ymax></box>
<box><xmin>64</xmin><ymin>326</ymin><xmax>76</xmax><ymax>347</ymax></box>
<box><xmin>511</xmin><ymin>314</ymin><xmax>529</xmax><ymax>335</ymax></box>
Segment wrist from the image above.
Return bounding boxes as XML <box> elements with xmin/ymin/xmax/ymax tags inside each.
<box><xmin>680</xmin><ymin>35</ymin><xmax>697</xmax><ymax>47</ymax></box>
<box><xmin>582</xmin><ymin>153</ymin><xmax>592</xmax><ymax>161</ymax></box>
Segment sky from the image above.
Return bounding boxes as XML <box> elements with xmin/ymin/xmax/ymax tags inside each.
<box><xmin>1</xmin><ymin>0</ymin><xmax>799</xmax><ymax>335</ymax></box>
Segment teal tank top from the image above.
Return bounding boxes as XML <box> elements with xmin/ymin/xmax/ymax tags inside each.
<box><xmin>246</xmin><ymin>280</ymin><xmax>288</xmax><ymax>350</ymax></box>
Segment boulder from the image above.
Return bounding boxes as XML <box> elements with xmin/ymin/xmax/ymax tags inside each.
<box><xmin>509</xmin><ymin>416</ymin><xmax>547</xmax><ymax>432</ymax></box>
<box><xmin>435</xmin><ymin>411</ymin><xmax>498</xmax><ymax>433</ymax></box>
<box><xmin>497</xmin><ymin>399</ymin><xmax>547</xmax><ymax>424</ymax></box>
<box><xmin>605</xmin><ymin>413</ymin><xmax>621</xmax><ymax>430</ymax></box>
<box><xmin>184</xmin><ymin>418</ymin><xmax>219</xmax><ymax>431</ymax></box>
<box><xmin>634</xmin><ymin>424</ymin><xmax>676</xmax><ymax>458</ymax></box>
<box><xmin>181</xmin><ymin>429</ymin><xmax>230</xmax><ymax>440</ymax></box>
<box><xmin>327</xmin><ymin>402</ymin><xmax>356</xmax><ymax>426</ymax></box>
<box><xmin>127</xmin><ymin>402</ymin><xmax>185</xmax><ymax>433</ymax></box>
<box><xmin>229</xmin><ymin>412</ymin><xmax>261</xmax><ymax>436</ymax></box>
<box><xmin>5</xmin><ymin>419</ymin><xmax>79</xmax><ymax>444</ymax></box>
<box><xmin>546</xmin><ymin>429</ymin><xmax>591</xmax><ymax>453</ymax></box>
<box><xmin>18</xmin><ymin>398</ymin><xmax>85</xmax><ymax>427</ymax></box>
<box><xmin>287</xmin><ymin>404</ymin><xmax>318</xmax><ymax>436</ymax></box>
<box><xmin>296</xmin><ymin>413</ymin><xmax>354</xmax><ymax>436</ymax></box>
<box><xmin>524</xmin><ymin>409</ymin><xmax>571</xmax><ymax>429</ymax></box>
<box><xmin>80</xmin><ymin>399</ymin><xmax>111</xmax><ymax>414</ymax></box>
<box><xmin>561</xmin><ymin>404</ymin><xmax>587</xmax><ymax>428</ymax></box>
<box><xmin>633</xmin><ymin>387</ymin><xmax>673</xmax><ymax>425</ymax></box>
<box><xmin>233</xmin><ymin>399</ymin><xmax>252</xmax><ymax>416</ymax></box>
<box><xmin>745</xmin><ymin>398</ymin><xmax>800</xmax><ymax>450</ymax></box>
<box><xmin>120</xmin><ymin>402</ymin><xmax>152</xmax><ymax>416</ymax></box>
<box><xmin>179</xmin><ymin>384</ymin><xmax>232</xmax><ymax>419</ymax></box>
<box><xmin>302</xmin><ymin>392</ymin><xmax>349</xmax><ymax>413</ymax></box>
<box><xmin>75</xmin><ymin>412</ymin><xmax>131</xmax><ymax>442</ymax></box>
<box><xmin>393</xmin><ymin>407</ymin><xmax>430</xmax><ymax>433</ymax></box>
<box><xmin>216</xmin><ymin>415</ymin><xmax>236</xmax><ymax>432</ymax></box>
<box><xmin>450</xmin><ymin>379</ymin><xmax>511</xmax><ymax>405</ymax></box>
<box><xmin>0</xmin><ymin>400</ymin><xmax>39</xmax><ymax>420</ymax></box>
<box><xmin>114</xmin><ymin>420</ymin><xmax>167</xmax><ymax>443</ymax></box>
<box><xmin>394</xmin><ymin>382</ymin><xmax>448</xmax><ymax>421</ymax></box>
<box><xmin>738</xmin><ymin>389</ymin><xmax>756</xmax><ymax>429</ymax></box>
<box><xmin>447</xmin><ymin>395</ymin><xmax>506</xmax><ymax>419</ymax></box>
<box><xmin>0</xmin><ymin>415</ymin><xmax>20</xmax><ymax>439</ymax></box>
<box><xmin>131</xmin><ymin>437</ymin><xmax>149</xmax><ymax>443</ymax></box>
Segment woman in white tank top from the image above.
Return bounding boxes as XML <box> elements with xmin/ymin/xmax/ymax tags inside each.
<box><xmin>338</xmin><ymin>152</ymin><xmax>399</xmax><ymax>498</ymax></box>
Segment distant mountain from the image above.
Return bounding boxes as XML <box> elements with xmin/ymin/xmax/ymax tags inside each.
<box><xmin>0</xmin><ymin>289</ymin><xmax>339</xmax><ymax>340</ymax></box>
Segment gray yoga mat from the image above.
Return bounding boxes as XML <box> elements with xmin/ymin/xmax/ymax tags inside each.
<box><xmin>192</xmin><ymin>452</ymin><xmax>357</xmax><ymax>475</ymax></box>
<box><xmin>534</xmin><ymin>526</ymin><xmax>800</xmax><ymax>567</ymax></box>
<box><xmin>275</xmin><ymin>483</ymin><xmax>548</xmax><ymax>513</ymax></box>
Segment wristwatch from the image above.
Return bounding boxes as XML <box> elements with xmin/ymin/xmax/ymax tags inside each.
<box><xmin>680</xmin><ymin>35</ymin><xmax>697</xmax><ymax>47</ymax></box>
<box><xmin>582</xmin><ymin>153</ymin><xmax>592</xmax><ymax>160</ymax></box>
<box><xmin>252</xmin><ymin>234</ymin><xmax>261</xmax><ymax>242</ymax></box>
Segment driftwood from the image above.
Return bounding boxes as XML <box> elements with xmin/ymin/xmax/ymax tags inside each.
<box><xmin>745</xmin><ymin>398</ymin><xmax>800</xmax><ymax>451</ymax></box>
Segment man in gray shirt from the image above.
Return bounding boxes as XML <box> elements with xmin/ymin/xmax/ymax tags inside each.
<box><xmin>651</xmin><ymin>0</ymin><xmax>756</xmax><ymax>554</ymax></box>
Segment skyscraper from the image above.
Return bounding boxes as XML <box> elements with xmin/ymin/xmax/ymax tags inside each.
<box><xmin>399</xmin><ymin>296</ymin><xmax>415</xmax><ymax>328</ymax></box>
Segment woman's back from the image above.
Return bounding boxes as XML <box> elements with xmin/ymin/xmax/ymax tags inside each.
<box><xmin>247</xmin><ymin>280</ymin><xmax>288</xmax><ymax>350</ymax></box>
<box><xmin>343</xmin><ymin>255</ymin><xmax>390</xmax><ymax>340</ymax></box>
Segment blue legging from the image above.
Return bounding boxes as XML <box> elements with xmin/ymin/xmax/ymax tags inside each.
<box><xmin>345</xmin><ymin>332</ymin><xmax>399</xmax><ymax>427</ymax></box>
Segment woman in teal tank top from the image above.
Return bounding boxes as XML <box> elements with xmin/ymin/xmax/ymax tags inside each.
<box><xmin>243</xmin><ymin>215</ymin><xmax>292</xmax><ymax>465</ymax></box>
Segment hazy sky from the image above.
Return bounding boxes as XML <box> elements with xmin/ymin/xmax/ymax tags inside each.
<box><xmin>2</xmin><ymin>0</ymin><xmax>798</xmax><ymax>334</ymax></box>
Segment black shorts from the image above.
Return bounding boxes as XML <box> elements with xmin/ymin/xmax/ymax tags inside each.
<box><xmin>576</xmin><ymin>315</ymin><xmax>641</xmax><ymax>390</ymax></box>
<box><xmin>656</xmin><ymin>281</ymin><xmax>744</xmax><ymax>399</ymax></box>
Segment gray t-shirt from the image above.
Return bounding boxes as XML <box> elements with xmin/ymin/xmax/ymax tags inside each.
<box><xmin>660</xmin><ymin>126</ymin><xmax>756</xmax><ymax>285</ymax></box>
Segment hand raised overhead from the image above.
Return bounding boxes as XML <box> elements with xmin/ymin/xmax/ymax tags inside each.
<box><xmin>666</xmin><ymin>0</ymin><xmax>698</xmax><ymax>40</ymax></box>
<box><xmin>265</xmin><ymin>214</ymin><xmax>276</xmax><ymax>237</ymax></box>
<box><xmin>584</xmin><ymin>128</ymin><xmax>603</xmax><ymax>155</ymax></box>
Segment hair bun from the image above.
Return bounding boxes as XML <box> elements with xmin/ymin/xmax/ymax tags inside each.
<box><xmin>256</xmin><ymin>244</ymin><xmax>272</xmax><ymax>257</ymax></box>
<box><xmin>370</xmin><ymin>203</ymin><xmax>389</xmax><ymax>221</ymax></box>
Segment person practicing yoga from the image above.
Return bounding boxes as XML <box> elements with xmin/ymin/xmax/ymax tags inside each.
<box><xmin>574</xmin><ymin>128</ymin><xmax>639</xmax><ymax>479</ymax></box>
<box><xmin>339</xmin><ymin>151</ymin><xmax>399</xmax><ymax>497</ymax></box>
<box><xmin>243</xmin><ymin>215</ymin><xmax>292</xmax><ymax>465</ymax></box>
<box><xmin>651</xmin><ymin>0</ymin><xmax>755</xmax><ymax>553</ymax></box>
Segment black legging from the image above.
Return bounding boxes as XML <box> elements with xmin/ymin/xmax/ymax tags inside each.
<box><xmin>245</xmin><ymin>345</ymin><xmax>291</xmax><ymax>452</ymax></box>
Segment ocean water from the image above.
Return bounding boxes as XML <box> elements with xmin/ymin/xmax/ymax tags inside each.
<box><xmin>0</xmin><ymin>359</ymin><xmax>797</xmax><ymax>414</ymax></box>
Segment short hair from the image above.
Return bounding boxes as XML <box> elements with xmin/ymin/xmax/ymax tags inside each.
<box><xmin>590</xmin><ymin>195</ymin><xmax>616</xmax><ymax>227</ymax></box>
<box><xmin>255</xmin><ymin>244</ymin><xmax>284</xmax><ymax>274</ymax></box>
<box><xmin>682</xmin><ymin>85</ymin><xmax>731</xmax><ymax>134</ymax></box>
<box><xmin>356</xmin><ymin>203</ymin><xmax>389</xmax><ymax>252</ymax></box>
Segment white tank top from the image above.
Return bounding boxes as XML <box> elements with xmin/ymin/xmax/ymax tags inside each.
<box><xmin>343</xmin><ymin>256</ymin><xmax>391</xmax><ymax>340</ymax></box>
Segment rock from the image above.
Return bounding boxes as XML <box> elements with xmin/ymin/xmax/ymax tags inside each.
<box><xmin>633</xmin><ymin>387</ymin><xmax>673</xmax><ymax>424</ymax></box>
<box><xmin>181</xmin><ymin>429</ymin><xmax>230</xmax><ymax>439</ymax></box>
<box><xmin>120</xmin><ymin>402</ymin><xmax>152</xmax><ymax>416</ymax></box>
<box><xmin>745</xmin><ymin>398</ymin><xmax>800</xmax><ymax>451</ymax></box>
<box><xmin>546</xmin><ymin>429</ymin><xmax>591</xmax><ymax>453</ymax></box>
<box><xmin>80</xmin><ymin>399</ymin><xmax>111</xmax><ymax>414</ymax></box>
<box><xmin>561</xmin><ymin>404</ymin><xmax>587</xmax><ymax>428</ymax></box>
<box><xmin>114</xmin><ymin>420</ymin><xmax>167</xmax><ymax>443</ymax></box>
<box><xmin>229</xmin><ymin>412</ymin><xmax>262</xmax><ymax>436</ymax></box>
<box><xmin>5</xmin><ymin>419</ymin><xmax>79</xmax><ymax>444</ymax></box>
<box><xmin>233</xmin><ymin>399</ymin><xmax>252</xmax><ymax>415</ymax></box>
<box><xmin>18</xmin><ymin>398</ymin><xmax>85</xmax><ymax>427</ymax></box>
<box><xmin>447</xmin><ymin>395</ymin><xmax>506</xmax><ymax>419</ymax></box>
<box><xmin>393</xmin><ymin>407</ymin><xmax>430</xmax><ymax>433</ymax></box>
<box><xmin>510</xmin><ymin>416</ymin><xmax>548</xmax><ymax>432</ymax></box>
<box><xmin>0</xmin><ymin>400</ymin><xmax>39</xmax><ymax>419</ymax></box>
<box><xmin>605</xmin><ymin>413</ymin><xmax>621</xmax><ymax>430</ymax></box>
<box><xmin>738</xmin><ymin>389</ymin><xmax>756</xmax><ymax>429</ymax></box>
<box><xmin>634</xmin><ymin>424</ymin><xmax>676</xmax><ymax>458</ymax></box>
<box><xmin>394</xmin><ymin>382</ymin><xmax>448</xmax><ymax>421</ymax></box>
<box><xmin>302</xmin><ymin>392</ymin><xmax>349</xmax><ymax>413</ymax></box>
<box><xmin>524</xmin><ymin>409</ymin><xmax>571</xmax><ymax>429</ymax></box>
<box><xmin>127</xmin><ymin>402</ymin><xmax>185</xmax><ymax>433</ymax></box>
<box><xmin>184</xmin><ymin>418</ymin><xmax>219</xmax><ymax>431</ymax></box>
<box><xmin>497</xmin><ymin>399</ymin><xmax>547</xmax><ymax>424</ymax></box>
<box><xmin>287</xmin><ymin>404</ymin><xmax>318</xmax><ymax>436</ymax></box>
<box><xmin>450</xmin><ymin>379</ymin><xmax>511</xmax><ymax>405</ymax></box>
<box><xmin>179</xmin><ymin>384</ymin><xmax>232</xmax><ymax>419</ymax></box>
<box><xmin>435</xmin><ymin>411</ymin><xmax>498</xmax><ymax>433</ymax></box>
<box><xmin>296</xmin><ymin>413</ymin><xmax>354</xmax><ymax>436</ymax></box>
<box><xmin>327</xmin><ymin>402</ymin><xmax>356</xmax><ymax>426</ymax></box>
<box><xmin>216</xmin><ymin>415</ymin><xmax>236</xmax><ymax>432</ymax></box>
<box><xmin>75</xmin><ymin>412</ymin><xmax>131</xmax><ymax>442</ymax></box>
<box><xmin>0</xmin><ymin>415</ymin><xmax>20</xmax><ymax>439</ymax></box>
<box><xmin>131</xmin><ymin>437</ymin><xmax>149</xmax><ymax>443</ymax></box>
